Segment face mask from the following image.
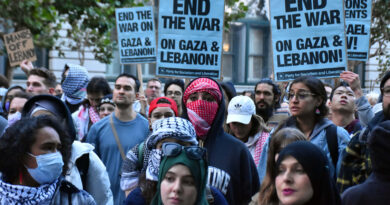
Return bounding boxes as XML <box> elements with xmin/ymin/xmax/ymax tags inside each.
<box><xmin>186</xmin><ymin>100</ymin><xmax>219</xmax><ymax>139</ymax></box>
<box><xmin>7</xmin><ymin>111</ymin><xmax>21</xmax><ymax>126</ymax></box>
<box><xmin>146</xmin><ymin>149</ymin><xmax>162</xmax><ymax>181</ymax></box>
<box><xmin>26</xmin><ymin>152</ymin><xmax>64</xmax><ymax>184</ymax></box>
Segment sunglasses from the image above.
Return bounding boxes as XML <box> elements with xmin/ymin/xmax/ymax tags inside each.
<box><xmin>162</xmin><ymin>142</ymin><xmax>207</xmax><ymax>161</ymax></box>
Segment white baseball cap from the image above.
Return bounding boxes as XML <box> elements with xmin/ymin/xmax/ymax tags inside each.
<box><xmin>226</xmin><ymin>95</ymin><xmax>255</xmax><ymax>124</ymax></box>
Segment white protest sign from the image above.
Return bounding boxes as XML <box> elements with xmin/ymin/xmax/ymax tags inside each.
<box><xmin>116</xmin><ymin>7</ymin><xmax>156</xmax><ymax>64</ymax></box>
<box><xmin>157</xmin><ymin>0</ymin><xmax>224</xmax><ymax>79</ymax></box>
<box><xmin>270</xmin><ymin>0</ymin><xmax>347</xmax><ymax>81</ymax></box>
<box><xmin>345</xmin><ymin>0</ymin><xmax>372</xmax><ymax>61</ymax></box>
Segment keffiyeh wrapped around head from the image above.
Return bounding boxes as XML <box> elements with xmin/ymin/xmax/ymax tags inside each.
<box><xmin>62</xmin><ymin>64</ymin><xmax>89</xmax><ymax>104</ymax></box>
<box><xmin>146</xmin><ymin>117</ymin><xmax>198</xmax><ymax>149</ymax></box>
<box><xmin>183</xmin><ymin>78</ymin><xmax>222</xmax><ymax>104</ymax></box>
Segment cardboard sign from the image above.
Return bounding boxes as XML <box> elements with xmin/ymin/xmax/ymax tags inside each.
<box><xmin>345</xmin><ymin>0</ymin><xmax>372</xmax><ymax>61</ymax></box>
<box><xmin>270</xmin><ymin>0</ymin><xmax>348</xmax><ymax>81</ymax></box>
<box><xmin>3</xmin><ymin>29</ymin><xmax>37</xmax><ymax>67</ymax></box>
<box><xmin>116</xmin><ymin>7</ymin><xmax>156</xmax><ymax>64</ymax></box>
<box><xmin>157</xmin><ymin>0</ymin><xmax>224</xmax><ymax>79</ymax></box>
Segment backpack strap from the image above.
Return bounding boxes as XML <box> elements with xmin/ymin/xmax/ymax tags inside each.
<box><xmin>137</xmin><ymin>142</ymin><xmax>145</xmax><ymax>169</ymax></box>
<box><xmin>325</xmin><ymin>124</ymin><xmax>338</xmax><ymax>169</ymax></box>
<box><xmin>75</xmin><ymin>153</ymin><xmax>90</xmax><ymax>189</ymax></box>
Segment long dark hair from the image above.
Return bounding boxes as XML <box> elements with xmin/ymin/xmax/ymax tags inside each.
<box><xmin>0</xmin><ymin>116</ymin><xmax>72</xmax><ymax>183</ymax></box>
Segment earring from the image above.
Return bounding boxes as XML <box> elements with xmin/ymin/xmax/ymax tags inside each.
<box><xmin>315</xmin><ymin>108</ymin><xmax>320</xmax><ymax>115</ymax></box>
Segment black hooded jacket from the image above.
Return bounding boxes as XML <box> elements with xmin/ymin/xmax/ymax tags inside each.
<box><xmin>182</xmin><ymin>78</ymin><xmax>260</xmax><ymax>205</ymax></box>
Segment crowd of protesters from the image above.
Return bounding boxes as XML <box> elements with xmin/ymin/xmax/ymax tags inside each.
<box><xmin>0</xmin><ymin>59</ymin><xmax>388</xmax><ymax>205</ymax></box>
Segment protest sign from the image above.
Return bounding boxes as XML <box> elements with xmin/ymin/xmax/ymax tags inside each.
<box><xmin>116</xmin><ymin>7</ymin><xmax>156</xmax><ymax>64</ymax></box>
<box><xmin>270</xmin><ymin>0</ymin><xmax>348</xmax><ymax>81</ymax></box>
<box><xmin>157</xmin><ymin>0</ymin><xmax>224</xmax><ymax>79</ymax></box>
<box><xmin>345</xmin><ymin>0</ymin><xmax>372</xmax><ymax>61</ymax></box>
<box><xmin>3</xmin><ymin>29</ymin><xmax>37</xmax><ymax>67</ymax></box>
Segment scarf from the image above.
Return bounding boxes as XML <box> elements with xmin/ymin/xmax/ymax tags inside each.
<box><xmin>183</xmin><ymin>78</ymin><xmax>222</xmax><ymax>139</ymax></box>
<box><xmin>145</xmin><ymin>149</ymin><xmax>162</xmax><ymax>181</ymax></box>
<box><xmin>183</xmin><ymin>78</ymin><xmax>222</xmax><ymax>104</ymax></box>
<box><xmin>187</xmin><ymin>100</ymin><xmax>218</xmax><ymax>139</ymax></box>
<box><xmin>62</xmin><ymin>64</ymin><xmax>89</xmax><ymax>104</ymax></box>
<box><xmin>253</xmin><ymin>131</ymin><xmax>269</xmax><ymax>167</ymax></box>
<box><xmin>88</xmin><ymin>106</ymin><xmax>100</xmax><ymax>124</ymax></box>
<box><xmin>0</xmin><ymin>179</ymin><xmax>58</xmax><ymax>205</ymax></box>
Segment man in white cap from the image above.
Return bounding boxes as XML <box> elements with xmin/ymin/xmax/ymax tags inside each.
<box><xmin>226</xmin><ymin>95</ymin><xmax>270</xmax><ymax>167</ymax></box>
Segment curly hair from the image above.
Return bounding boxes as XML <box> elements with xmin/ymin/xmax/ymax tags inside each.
<box><xmin>0</xmin><ymin>116</ymin><xmax>72</xmax><ymax>183</ymax></box>
<box><xmin>255</xmin><ymin>78</ymin><xmax>282</xmax><ymax>109</ymax></box>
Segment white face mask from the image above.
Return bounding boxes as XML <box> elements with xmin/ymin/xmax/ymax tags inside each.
<box><xmin>26</xmin><ymin>152</ymin><xmax>64</xmax><ymax>184</ymax></box>
<box><xmin>7</xmin><ymin>111</ymin><xmax>21</xmax><ymax>126</ymax></box>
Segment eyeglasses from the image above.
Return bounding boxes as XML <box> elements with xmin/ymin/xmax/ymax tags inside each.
<box><xmin>287</xmin><ymin>91</ymin><xmax>316</xmax><ymax>100</ymax></box>
<box><xmin>382</xmin><ymin>87</ymin><xmax>390</xmax><ymax>97</ymax></box>
<box><xmin>162</xmin><ymin>142</ymin><xmax>207</xmax><ymax>161</ymax></box>
<box><xmin>167</xmin><ymin>91</ymin><xmax>182</xmax><ymax>96</ymax></box>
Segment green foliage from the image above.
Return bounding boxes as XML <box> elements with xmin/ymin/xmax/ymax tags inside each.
<box><xmin>1</xmin><ymin>0</ymin><xmax>247</xmax><ymax>66</ymax></box>
<box><xmin>53</xmin><ymin>0</ymin><xmax>144</xmax><ymax>64</ymax></box>
<box><xmin>0</xmin><ymin>0</ymin><xmax>61</xmax><ymax>54</ymax></box>
<box><xmin>371</xmin><ymin>0</ymin><xmax>390</xmax><ymax>81</ymax></box>
<box><xmin>224</xmin><ymin>0</ymin><xmax>248</xmax><ymax>30</ymax></box>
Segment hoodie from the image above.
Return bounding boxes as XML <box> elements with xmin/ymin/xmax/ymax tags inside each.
<box><xmin>182</xmin><ymin>77</ymin><xmax>260</xmax><ymax>205</ymax></box>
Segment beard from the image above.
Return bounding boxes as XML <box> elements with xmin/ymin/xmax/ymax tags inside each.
<box><xmin>256</xmin><ymin>102</ymin><xmax>274</xmax><ymax>122</ymax></box>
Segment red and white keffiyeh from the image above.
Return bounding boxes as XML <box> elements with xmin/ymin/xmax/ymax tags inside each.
<box><xmin>184</xmin><ymin>78</ymin><xmax>222</xmax><ymax>139</ymax></box>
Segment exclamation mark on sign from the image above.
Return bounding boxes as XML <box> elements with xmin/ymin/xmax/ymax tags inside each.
<box><xmin>353</xmin><ymin>37</ymin><xmax>357</xmax><ymax>49</ymax></box>
<box><xmin>339</xmin><ymin>49</ymin><xmax>343</xmax><ymax>62</ymax></box>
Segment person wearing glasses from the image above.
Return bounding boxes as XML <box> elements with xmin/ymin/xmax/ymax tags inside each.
<box><xmin>164</xmin><ymin>79</ymin><xmax>185</xmax><ymax>116</ymax></box>
<box><xmin>337</xmin><ymin>71</ymin><xmax>390</xmax><ymax>193</ymax></box>
<box><xmin>258</xmin><ymin>76</ymin><xmax>350</xmax><ymax>185</ymax></box>
<box><xmin>150</xmin><ymin>143</ymin><xmax>227</xmax><ymax>205</ymax></box>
